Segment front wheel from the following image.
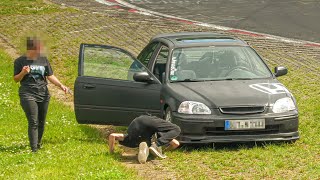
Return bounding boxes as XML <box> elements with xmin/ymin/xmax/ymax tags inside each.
<box><xmin>165</xmin><ymin>107</ymin><xmax>173</xmax><ymax>122</ymax></box>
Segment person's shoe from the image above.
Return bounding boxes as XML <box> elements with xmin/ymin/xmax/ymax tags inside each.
<box><xmin>149</xmin><ymin>142</ymin><xmax>167</xmax><ymax>159</ymax></box>
<box><xmin>138</xmin><ymin>142</ymin><xmax>149</xmax><ymax>164</ymax></box>
<box><xmin>31</xmin><ymin>148</ymin><xmax>38</xmax><ymax>153</ymax></box>
<box><xmin>37</xmin><ymin>143</ymin><xmax>42</xmax><ymax>149</ymax></box>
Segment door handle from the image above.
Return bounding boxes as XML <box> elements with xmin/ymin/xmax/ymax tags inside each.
<box><xmin>83</xmin><ymin>84</ymin><xmax>96</xmax><ymax>89</ymax></box>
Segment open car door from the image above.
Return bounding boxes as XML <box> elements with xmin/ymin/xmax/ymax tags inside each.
<box><xmin>74</xmin><ymin>44</ymin><xmax>161</xmax><ymax>126</ymax></box>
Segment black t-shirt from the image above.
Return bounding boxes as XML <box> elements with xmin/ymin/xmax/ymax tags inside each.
<box><xmin>14</xmin><ymin>56</ymin><xmax>53</xmax><ymax>102</ymax></box>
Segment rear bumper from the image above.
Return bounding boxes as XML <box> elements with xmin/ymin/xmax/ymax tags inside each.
<box><xmin>173</xmin><ymin>112</ymin><xmax>299</xmax><ymax>144</ymax></box>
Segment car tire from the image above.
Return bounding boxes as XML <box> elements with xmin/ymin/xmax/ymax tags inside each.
<box><xmin>165</xmin><ymin>107</ymin><xmax>173</xmax><ymax>122</ymax></box>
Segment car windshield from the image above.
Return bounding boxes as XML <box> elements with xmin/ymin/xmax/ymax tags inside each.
<box><xmin>169</xmin><ymin>46</ymin><xmax>272</xmax><ymax>82</ymax></box>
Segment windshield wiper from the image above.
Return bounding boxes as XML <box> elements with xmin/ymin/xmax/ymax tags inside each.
<box><xmin>171</xmin><ymin>79</ymin><xmax>200</xmax><ymax>82</ymax></box>
<box><xmin>201</xmin><ymin>79</ymin><xmax>227</xmax><ymax>82</ymax></box>
<box><xmin>224</xmin><ymin>78</ymin><xmax>253</xmax><ymax>80</ymax></box>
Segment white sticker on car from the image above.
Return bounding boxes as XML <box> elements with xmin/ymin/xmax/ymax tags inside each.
<box><xmin>170</xmin><ymin>57</ymin><xmax>177</xmax><ymax>75</ymax></box>
<box><xmin>249</xmin><ymin>83</ymin><xmax>290</xmax><ymax>95</ymax></box>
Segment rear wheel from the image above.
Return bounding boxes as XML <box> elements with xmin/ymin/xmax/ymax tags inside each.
<box><xmin>165</xmin><ymin>107</ymin><xmax>172</xmax><ymax>122</ymax></box>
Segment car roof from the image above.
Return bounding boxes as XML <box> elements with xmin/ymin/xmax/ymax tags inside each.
<box><xmin>151</xmin><ymin>32</ymin><xmax>249</xmax><ymax>48</ymax></box>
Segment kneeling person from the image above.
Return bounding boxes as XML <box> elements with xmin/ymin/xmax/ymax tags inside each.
<box><xmin>109</xmin><ymin>115</ymin><xmax>181</xmax><ymax>164</ymax></box>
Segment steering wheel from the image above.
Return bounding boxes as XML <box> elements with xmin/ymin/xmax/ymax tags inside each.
<box><xmin>225</xmin><ymin>66</ymin><xmax>251</xmax><ymax>76</ymax></box>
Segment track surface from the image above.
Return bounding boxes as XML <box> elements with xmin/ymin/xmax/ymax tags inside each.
<box><xmin>124</xmin><ymin>0</ymin><xmax>320</xmax><ymax>43</ymax></box>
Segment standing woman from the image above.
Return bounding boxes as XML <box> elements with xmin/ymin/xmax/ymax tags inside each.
<box><xmin>13</xmin><ymin>37</ymin><xmax>68</xmax><ymax>152</ymax></box>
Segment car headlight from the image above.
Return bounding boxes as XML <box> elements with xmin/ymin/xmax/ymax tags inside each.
<box><xmin>272</xmin><ymin>97</ymin><xmax>296</xmax><ymax>113</ymax></box>
<box><xmin>178</xmin><ymin>101</ymin><xmax>211</xmax><ymax>114</ymax></box>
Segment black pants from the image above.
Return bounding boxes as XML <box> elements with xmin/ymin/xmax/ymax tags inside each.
<box><xmin>120</xmin><ymin>115</ymin><xmax>181</xmax><ymax>147</ymax></box>
<box><xmin>20</xmin><ymin>100</ymin><xmax>49</xmax><ymax>151</ymax></box>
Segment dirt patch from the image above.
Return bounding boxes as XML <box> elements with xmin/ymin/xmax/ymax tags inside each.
<box><xmin>120</xmin><ymin>149</ymin><xmax>178</xmax><ymax>180</ymax></box>
<box><xmin>0</xmin><ymin>34</ymin><xmax>19</xmax><ymax>59</ymax></box>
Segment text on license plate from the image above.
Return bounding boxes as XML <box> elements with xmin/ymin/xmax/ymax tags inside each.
<box><xmin>225</xmin><ymin>119</ymin><xmax>265</xmax><ymax>130</ymax></box>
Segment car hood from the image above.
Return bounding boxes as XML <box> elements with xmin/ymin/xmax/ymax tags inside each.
<box><xmin>168</xmin><ymin>79</ymin><xmax>291</xmax><ymax>108</ymax></box>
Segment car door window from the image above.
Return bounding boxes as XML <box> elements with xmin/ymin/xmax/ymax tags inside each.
<box><xmin>152</xmin><ymin>46</ymin><xmax>169</xmax><ymax>82</ymax></box>
<box><xmin>83</xmin><ymin>46</ymin><xmax>146</xmax><ymax>81</ymax></box>
<box><xmin>137</xmin><ymin>42</ymin><xmax>159</xmax><ymax>67</ymax></box>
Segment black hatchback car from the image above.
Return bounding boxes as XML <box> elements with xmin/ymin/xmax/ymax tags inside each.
<box><xmin>74</xmin><ymin>32</ymin><xmax>299</xmax><ymax>143</ymax></box>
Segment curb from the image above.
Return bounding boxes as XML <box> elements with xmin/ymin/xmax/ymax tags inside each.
<box><xmin>97</xmin><ymin>0</ymin><xmax>320</xmax><ymax>48</ymax></box>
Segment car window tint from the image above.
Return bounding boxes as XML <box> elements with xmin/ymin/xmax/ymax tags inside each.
<box><xmin>137</xmin><ymin>42</ymin><xmax>158</xmax><ymax>66</ymax></box>
<box><xmin>153</xmin><ymin>46</ymin><xmax>169</xmax><ymax>82</ymax></box>
<box><xmin>83</xmin><ymin>46</ymin><xmax>146</xmax><ymax>81</ymax></box>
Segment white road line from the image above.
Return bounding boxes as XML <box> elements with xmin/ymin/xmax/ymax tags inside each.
<box><xmin>95</xmin><ymin>0</ymin><xmax>320</xmax><ymax>47</ymax></box>
<box><xmin>95</xmin><ymin>0</ymin><xmax>118</xmax><ymax>6</ymax></box>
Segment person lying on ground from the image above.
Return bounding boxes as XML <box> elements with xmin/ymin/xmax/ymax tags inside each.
<box><xmin>108</xmin><ymin>115</ymin><xmax>181</xmax><ymax>164</ymax></box>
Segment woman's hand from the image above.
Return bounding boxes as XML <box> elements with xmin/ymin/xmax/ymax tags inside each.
<box><xmin>14</xmin><ymin>66</ymin><xmax>30</xmax><ymax>82</ymax></box>
<box><xmin>22</xmin><ymin>66</ymin><xmax>30</xmax><ymax>75</ymax></box>
<box><xmin>59</xmin><ymin>84</ymin><xmax>69</xmax><ymax>94</ymax></box>
<box><xmin>47</xmin><ymin>75</ymin><xmax>70</xmax><ymax>94</ymax></box>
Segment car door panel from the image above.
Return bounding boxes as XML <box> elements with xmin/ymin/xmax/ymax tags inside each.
<box><xmin>74</xmin><ymin>44</ymin><xmax>161</xmax><ymax>126</ymax></box>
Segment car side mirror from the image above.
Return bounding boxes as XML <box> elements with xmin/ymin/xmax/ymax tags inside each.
<box><xmin>133</xmin><ymin>72</ymin><xmax>154</xmax><ymax>83</ymax></box>
<box><xmin>274</xmin><ymin>66</ymin><xmax>288</xmax><ymax>77</ymax></box>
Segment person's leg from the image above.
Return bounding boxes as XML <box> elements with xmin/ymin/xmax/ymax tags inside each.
<box><xmin>164</xmin><ymin>139</ymin><xmax>180</xmax><ymax>151</ymax></box>
<box><xmin>37</xmin><ymin>100</ymin><xmax>49</xmax><ymax>149</ymax></box>
<box><xmin>156</xmin><ymin>125</ymin><xmax>181</xmax><ymax>148</ymax></box>
<box><xmin>149</xmin><ymin>124</ymin><xmax>181</xmax><ymax>158</ymax></box>
<box><xmin>20</xmin><ymin>100</ymin><xmax>39</xmax><ymax>152</ymax></box>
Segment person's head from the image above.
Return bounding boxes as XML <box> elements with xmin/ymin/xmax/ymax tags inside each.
<box><xmin>26</xmin><ymin>36</ymin><xmax>44</xmax><ymax>58</ymax></box>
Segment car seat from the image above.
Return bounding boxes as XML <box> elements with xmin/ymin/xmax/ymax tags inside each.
<box><xmin>176</xmin><ymin>53</ymin><xmax>188</xmax><ymax>70</ymax></box>
<box><xmin>153</xmin><ymin>63</ymin><xmax>166</xmax><ymax>82</ymax></box>
<box><xmin>199</xmin><ymin>52</ymin><xmax>213</xmax><ymax>62</ymax></box>
<box><xmin>217</xmin><ymin>51</ymin><xmax>237</xmax><ymax>77</ymax></box>
<box><xmin>196</xmin><ymin>52</ymin><xmax>216</xmax><ymax>78</ymax></box>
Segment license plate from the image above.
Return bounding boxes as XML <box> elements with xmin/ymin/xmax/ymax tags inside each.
<box><xmin>225</xmin><ymin>119</ymin><xmax>265</xmax><ymax>130</ymax></box>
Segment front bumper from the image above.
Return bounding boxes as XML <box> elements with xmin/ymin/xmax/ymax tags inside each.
<box><xmin>173</xmin><ymin>112</ymin><xmax>299</xmax><ymax>144</ymax></box>
<box><xmin>178</xmin><ymin>132</ymin><xmax>299</xmax><ymax>144</ymax></box>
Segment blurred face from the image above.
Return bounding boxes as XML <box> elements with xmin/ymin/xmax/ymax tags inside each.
<box><xmin>27</xmin><ymin>39</ymin><xmax>42</xmax><ymax>58</ymax></box>
<box><xmin>27</xmin><ymin>48</ymin><xmax>37</xmax><ymax>57</ymax></box>
<box><xmin>36</xmin><ymin>41</ymin><xmax>44</xmax><ymax>55</ymax></box>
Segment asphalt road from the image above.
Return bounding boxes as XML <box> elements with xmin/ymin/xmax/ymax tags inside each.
<box><xmin>124</xmin><ymin>0</ymin><xmax>320</xmax><ymax>43</ymax></box>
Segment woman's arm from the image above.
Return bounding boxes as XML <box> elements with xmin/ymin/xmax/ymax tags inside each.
<box><xmin>13</xmin><ymin>66</ymin><xmax>30</xmax><ymax>82</ymax></box>
<box><xmin>47</xmin><ymin>75</ymin><xmax>68</xmax><ymax>93</ymax></box>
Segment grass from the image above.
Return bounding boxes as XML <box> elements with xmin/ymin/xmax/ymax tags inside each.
<box><xmin>83</xmin><ymin>47</ymin><xmax>133</xmax><ymax>79</ymax></box>
<box><xmin>0</xmin><ymin>0</ymin><xmax>71</xmax><ymax>15</ymax></box>
<box><xmin>0</xmin><ymin>0</ymin><xmax>319</xmax><ymax>179</ymax></box>
<box><xmin>0</xmin><ymin>49</ymin><xmax>137</xmax><ymax>179</ymax></box>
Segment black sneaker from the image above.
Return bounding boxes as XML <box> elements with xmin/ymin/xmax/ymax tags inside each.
<box><xmin>31</xmin><ymin>148</ymin><xmax>38</xmax><ymax>153</ymax></box>
<box><xmin>37</xmin><ymin>143</ymin><xmax>42</xmax><ymax>149</ymax></box>
<box><xmin>149</xmin><ymin>142</ymin><xmax>167</xmax><ymax>159</ymax></box>
<box><xmin>138</xmin><ymin>142</ymin><xmax>149</xmax><ymax>164</ymax></box>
